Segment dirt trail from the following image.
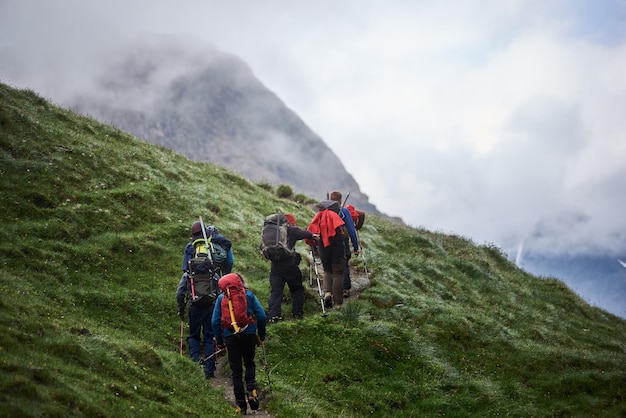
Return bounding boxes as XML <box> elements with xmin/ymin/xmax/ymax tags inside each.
<box><xmin>210</xmin><ymin>356</ymin><xmax>274</xmax><ymax>416</ymax></box>
<box><xmin>210</xmin><ymin>258</ymin><xmax>370</xmax><ymax>415</ymax></box>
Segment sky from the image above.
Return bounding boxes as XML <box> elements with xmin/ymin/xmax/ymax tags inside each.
<box><xmin>2</xmin><ymin>0</ymin><xmax>626</xmax><ymax>263</ymax></box>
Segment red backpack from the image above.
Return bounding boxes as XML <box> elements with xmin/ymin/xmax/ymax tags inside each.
<box><xmin>345</xmin><ymin>204</ymin><xmax>365</xmax><ymax>230</ymax></box>
<box><xmin>219</xmin><ymin>273</ymin><xmax>256</xmax><ymax>333</ymax></box>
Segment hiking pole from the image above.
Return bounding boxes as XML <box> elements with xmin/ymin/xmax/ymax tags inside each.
<box><xmin>310</xmin><ymin>248</ymin><xmax>326</xmax><ymax>316</ymax></box>
<box><xmin>309</xmin><ymin>254</ymin><xmax>313</xmax><ymax>286</ymax></box>
<box><xmin>341</xmin><ymin>191</ymin><xmax>350</xmax><ymax>212</ymax></box>
<box><xmin>179</xmin><ymin>320</ymin><xmax>184</xmax><ymax>357</ymax></box>
<box><xmin>199</xmin><ymin>348</ymin><xmax>226</xmax><ymax>365</ymax></box>
<box><xmin>256</xmin><ymin>335</ymin><xmax>273</xmax><ymax>399</ymax></box>
<box><xmin>198</xmin><ymin>216</ymin><xmax>214</xmax><ymax>265</ymax></box>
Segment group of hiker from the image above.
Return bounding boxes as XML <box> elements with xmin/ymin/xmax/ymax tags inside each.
<box><xmin>175</xmin><ymin>190</ymin><xmax>365</xmax><ymax>415</ymax></box>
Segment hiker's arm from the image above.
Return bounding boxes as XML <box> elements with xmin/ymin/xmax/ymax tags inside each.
<box><xmin>176</xmin><ymin>273</ymin><xmax>188</xmax><ymax>315</ymax></box>
<box><xmin>291</xmin><ymin>226</ymin><xmax>316</xmax><ymax>241</ymax></box>
<box><xmin>250</xmin><ymin>294</ymin><xmax>267</xmax><ymax>341</ymax></box>
<box><xmin>211</xmin><ymin>297</ymin><xmax>224</xmax><ymax>345</ymax></box>
<box><xmin>342</xmin><ymin>209</ymin><xmax>359</xmax><ymax>252</ymax></box>
<box><xmin>211</xmin><ymin>234</ymin><xmax>232</xmax><ymax>252</ymax></box>
<box><xmin>181</xmin><ymin>243</ymin><xmax>193</xmax><ymax>271</ymax></box>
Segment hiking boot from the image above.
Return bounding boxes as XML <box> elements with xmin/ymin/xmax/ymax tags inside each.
<box><xmin>343</xmin><ymin>290</ymin><xmax>350</xmax><ymax>298</ymax></box>
<box><xmin>247</xmin><ymin>389</ymin><xmax>259</xmax><ymax>410</ymax></box>
<box><xmin>205</xmin><ymin>371</ymin><xmax>215</xmax><ymax>379</ymax></box>
<box><xmin>324</xmin><ymin>294</ymin><xmax>333</xmax><ymax>309</ymax></box>
<box><xmin>268</xmin><ymin>316</ymin><xmax>283</xmax><ymax>324</ymax></box>
<box><xmin>236</xmin><ymin>399</ymin><xmax>247</xmax><ymax>415</ymax></box>
<box><xmin>292</xmin><ymin>313</ymin><xmax>303</xmax><ymax>320</ymax></box>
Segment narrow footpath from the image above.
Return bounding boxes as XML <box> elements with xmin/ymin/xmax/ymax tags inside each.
<box><xmin>210</xmin><ymin>256</ymin><xmax>370</xmax><ymax>415</ymax></box>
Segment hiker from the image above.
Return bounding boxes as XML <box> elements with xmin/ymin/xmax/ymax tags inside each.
<box><xmin>176</xmin><ymin>270</ymin><xmax>218</xmax><ymax>378</ymax></box>
<box><xmin>307</xmin><ymin>200</ymin><xmax>348</xmax><ymax>308</ymax></box>
<box><xmin>176</xmin><ymin>220</ymin><xmax>232</xmax><ymax>378</ymax></box>
<box><xmin>328</xmin><ymin>191</ymin><xmax>360</xmax><ymax>298</ymax></box>
<box><xmin>266</xmin><ymin>213</ymin><xmax>319</xmax><ymax>322</ymax></box>
<box><xmin>182</xmin><ymin>222</ymin><xmax>234</xmax><ymax>275</ymax></box>
<box><xmin>212</xmin><ymin>273</ymin><xmax>267</xmax><ymax>415</ymax></box>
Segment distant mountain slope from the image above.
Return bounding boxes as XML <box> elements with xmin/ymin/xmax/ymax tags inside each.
<box><xmin>71</xmin><ymin>39</ymin><xmax>382</xmax><ymax>215</ymax></box>
<box><xmin>521</xmin><ymin>253</ymin><xmax>626</xmax><ymax>318</ymax></box>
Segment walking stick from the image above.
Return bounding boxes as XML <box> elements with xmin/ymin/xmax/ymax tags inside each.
<box><xmin>310</xmin><ymin>248</ymin><xmax>326</xmax><ymax>316</ymax></box>
<box><xmin>256</xmin><ymin>335</ymin><xmax>273</xmax><ymax>399</ymax></box>
<box><xmin>199</xmin><ymin>348</ymin><xmax>226</xmax><ymax>364</ymax></box>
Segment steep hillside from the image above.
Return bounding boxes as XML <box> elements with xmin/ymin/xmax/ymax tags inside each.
<box><xmin>69</xmin><ymin>39</ymin><xmax>382</xmax><ymax>216</ymax></box>
<box><xmin>1</xmin><ymin>83</ymin><xmax>625</xmax><ymax>417</ymax></box>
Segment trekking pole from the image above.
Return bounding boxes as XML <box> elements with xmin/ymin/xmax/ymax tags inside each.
<box><xmin>341</xmin><ymin>191</ymin><xmax>350</xmax><ymax>212</ymax></box>
<box><xmin>179</xmin><ymin>320</ymin><xmax>184</xmax><ymax>357</ymax></box>
<box><xmin>199</xmin><ymin>348</ymin><xmax>226</xmax><ymax>364</ymax></box>
<box><xmin>310</xmin><ymin>248</ymin><xmax>326</xmax><ymax>316</ymax></box>
<box><xmin>256</xmin><ymin>335</ymin><xmax>273</xmax><ymax>399</ymax></box>
<box><xmin>357</xmin><ymin>230</ymin><xmax>369</xmax><ymax>281</ymax></box>
<box><xmin>198</xmin><ymin>216</ymin><xmax>214</xmax><ymax>265</ymax></box>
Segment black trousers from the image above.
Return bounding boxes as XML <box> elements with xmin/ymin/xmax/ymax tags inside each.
<box><xmin>224</xmin><ymin>333</ymin><xmax>258</xmax><ymax>402</ymax></box>
<box><xmin>268</xmin><ymin>256</ymin><xmax>305</xmax><ymax>318</ymax></box>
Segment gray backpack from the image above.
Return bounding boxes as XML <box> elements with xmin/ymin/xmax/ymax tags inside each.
<box><xmin>260</xmin><ymin>212</ymin><xmax>295</xmax><ymax>261</ymax></box>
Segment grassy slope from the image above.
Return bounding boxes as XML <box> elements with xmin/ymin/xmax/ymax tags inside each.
<box><xmin>1</xmin><ymin>82</ymin><xmax>625</xmax><ymax>417</ymax></box>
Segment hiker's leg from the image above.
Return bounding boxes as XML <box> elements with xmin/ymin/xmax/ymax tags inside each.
<box><xmin>225</xmin><ymin>335</ymin><xmax>246</xmax><ymax>402</ymax></box>
<box><xmin>331</xmin><ymin>244</ymin><xmax>346</xmax><ymax>305</ymax></box>
<box><xmin>267</xmin><ymin>269</ymin><xmax>285</xmax><ymax>318</ymax></box>
<box><xmin>286</xmin><ymin>266</ymin><xmax>305</xmax><ymax>318</ymax></box>
<box><xmin>201</xmin><ymin>305</ymin><xmax>216</xmax><ymax>376</ymax></box>
<box><xmin>343</xmin><ymin>242</ymin><xmax>352</xmax><ymax>291</ymax></box>
<box><xmin>240</xmin><ymin>334</ymin><xmax>257</xmax><ymax>393</ymax></box>
<box><xmin>186</xmin><ymin>303</ymin><xmax>202</xmax><ymax>361</ymax></box>
<box><xmin>319</xmin><ymin>246</ymin><xmax>334</xmax><ymax>306</ymax></box>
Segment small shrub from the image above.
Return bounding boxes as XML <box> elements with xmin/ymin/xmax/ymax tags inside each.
<box><xmin>276</xmin><ymin>184</ymin><xmax>293</xmax><ymax>198</ymax></box>
<box><xmin>256</xmin><ymin>181</ymin><xmax>273</xmax><ymax>192</ymax></box>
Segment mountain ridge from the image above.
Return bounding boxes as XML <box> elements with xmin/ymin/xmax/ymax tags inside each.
<box><xmin>70</xmin><ymin>39</ymin><xmax>386</xmax><ymax>217</ymax></box>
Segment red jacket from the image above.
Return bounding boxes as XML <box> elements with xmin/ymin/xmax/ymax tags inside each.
<box><xmin>307</xmin><ymin>210</ymin><xmax>345</xmax><ymax>247</ymax></box>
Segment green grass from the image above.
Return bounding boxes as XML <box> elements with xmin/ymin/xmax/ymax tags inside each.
<box><xmin>1</xmin><ymin>82</ymin><xmax>625</xmax><ymax>417</ymax></box>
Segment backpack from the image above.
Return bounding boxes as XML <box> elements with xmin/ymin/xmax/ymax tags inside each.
<box><xmin>345</xmin><ymin>204</ymin><xmax>365</xmax><ymax>231</ymax></box>
<box><xmin>187</xmin><ymin>240</ymin><xmax>220</xmax><ymax>304</ymax></box>
<box><xmin>260</xmin><ymin>212</ymin><xmax>295</xmax><ymax>261</ymax></box>
<box><xmin>219</xmin><ymin>273</ymin><xmax>256</xmax><ymax>333</ymax></box>
<box><xmin>192</xmin><ymin>237</ymin><xmax>228</xmax><ymax>269</ymax></box>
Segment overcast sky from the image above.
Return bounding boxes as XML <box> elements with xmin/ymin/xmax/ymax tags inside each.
<box><xmin>2</xmin><ymin>0</ymin><xmax>626</xmax><ymax>262</ymax></box>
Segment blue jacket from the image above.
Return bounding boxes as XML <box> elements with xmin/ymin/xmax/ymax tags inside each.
<box><xmin>340</xmin><ymin>207</ymin><xmax>359</xmax><ymax>252</ymax></box>
<box><xmin>211</xmin><ymin>289</ymin><xmax>267</xmax><ymax>345</ymax></box>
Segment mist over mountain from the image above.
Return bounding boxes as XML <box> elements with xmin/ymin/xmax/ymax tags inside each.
<box><xmin>70</xmin><ymin>38</ymin><xmax>384</xmax><ymax>216</ymax></box>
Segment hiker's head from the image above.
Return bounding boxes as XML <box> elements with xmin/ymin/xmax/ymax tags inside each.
<box><xmin>191</xmin><ymin>221</ymin><xmax>202</xmax><ymax>238</ymax></box>
<box><xmin>329</xmin><ymin>190</ymin><xmax>342</xmax><ymax>203</ymax></box>
<box><xmin>285</xmin><ymin>213</ymin><xmax>296</xmax><ymax>226</ymax></box>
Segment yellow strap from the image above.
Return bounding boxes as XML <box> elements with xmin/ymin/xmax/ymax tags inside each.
<box><xmin>226</xmin><ymin>287</ymin><xmax>241</xmax><ymax>333</ymax></box>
